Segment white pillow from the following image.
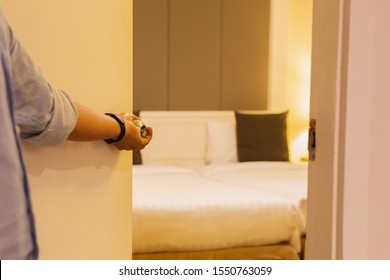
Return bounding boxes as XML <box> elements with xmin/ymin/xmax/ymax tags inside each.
<box><xmin>206</xmin><ymin>121</ymin><xmax>238</xmax><ymax>165</ymax></box>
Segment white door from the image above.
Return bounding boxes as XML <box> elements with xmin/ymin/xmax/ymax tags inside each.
<box><xmin>306</xmin><ymin>0</ymin><xmax>390</xmax><ymax>260</ymax></box>
<box><xmin>304</xmin><ymin>0</ymin><xmax>346</xmax><ymax>259</ymax></box>
<box><xmin>2</xmin><ymin>1</ymin><xmax>133</xmax><ymax>259</ymax></box>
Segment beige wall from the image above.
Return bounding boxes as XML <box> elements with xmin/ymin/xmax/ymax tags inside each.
<box><xmin>134</xmin><ymin>0</ymin><xmax>270</xmax><ymax>111</ymax></box>
<box><xmin>268</xmin><ymin>0</ymin><xmax>312</xmax><ymax>162</ymax></box>
<box><xmin>134</xmin><ymin>0</ymin><xmax>168</xmax><ymax>110</ymax></box>
<box><xmin>135</xmin><ymin>0</ymin><xmax>312</xmax><ymax>161</ymax></box>
<box><xmin>2</xmin><ymin>0</ymin><xmax>133</xmax><ymax>259</ymax></box>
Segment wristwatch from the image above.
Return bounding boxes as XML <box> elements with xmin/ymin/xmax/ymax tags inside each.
<box><xmin>104</xmin><ymin>113</ymin><xmax>126</xmax><ymax>144</ymax></box>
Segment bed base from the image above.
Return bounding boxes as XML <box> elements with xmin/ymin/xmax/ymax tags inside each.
<box><xmin>133</xmin><ymin>243</ymin><xmax>301</xmax><ymax>260</ymax></box>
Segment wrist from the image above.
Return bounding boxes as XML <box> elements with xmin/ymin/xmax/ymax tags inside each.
<box><xmin>104</xmin><ymin>113</ymin><xmax>126</xmax><ymax>144</ymax></box>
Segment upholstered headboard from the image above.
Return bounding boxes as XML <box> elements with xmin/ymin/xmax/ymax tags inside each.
<box><xmin>138</xmin><ymin>110</ymin><xmax>290</xmax><ymax>165</ymax></box>
<box><xmin>139</xmin><ymin>111</ymin><xmax>235</xmax><ymax>166</ymax></box>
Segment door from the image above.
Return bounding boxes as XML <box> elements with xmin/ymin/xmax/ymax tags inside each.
<box><xmin>305</xmin><ymin>0</ymin><xmax>347</xmax><ymax>259</ymax></box>
<box><xmin>307</xmin><ymin>0</ymin><xmax>390</xmax><ymax>260</ymax></box>
<box><xmin>2</xmin><ymin>0</ymin><xmax>133</xmax><ymax>259</ymax></box>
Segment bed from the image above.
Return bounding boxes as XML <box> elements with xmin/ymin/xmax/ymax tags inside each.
<box><xmin>132</xmin><ymin>111</ymin><xmax>308</xmax><ymax>260</ymax></box>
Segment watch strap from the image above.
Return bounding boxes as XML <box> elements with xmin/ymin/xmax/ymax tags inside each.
<box><xmin>104</xmin><ymin>113</ymin><xmax>126</xmax><ymax>144</ymax></box>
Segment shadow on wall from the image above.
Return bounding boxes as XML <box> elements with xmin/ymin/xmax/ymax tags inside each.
<box><xmin>22</xmin><ymin>141</ymin><xmax>121</xmax><ymax>184</ymax></box>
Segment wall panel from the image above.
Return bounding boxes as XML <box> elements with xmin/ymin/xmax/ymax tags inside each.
<box><xmin>221</xmin><ymin>0</ymin><xmax>270</xmax><ymax>109</ymax></box>
<box><xmin>134</xmin><ymin>0</ymin><xmax>270</xmax><ymax>110</ymax></box>
<box><xmin>134</xmin><ymin>0</ymin><xmax>169</xmax><ymax>111</ymax></box>
<box><xmin>169</xmin><ymin>0</ymin><xmax>221</xmax><ymax>110</ymax></box>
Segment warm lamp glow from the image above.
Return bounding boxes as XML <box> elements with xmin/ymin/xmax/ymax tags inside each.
<box><xmin>290</xmin><ymin>130</ymin><xmax>309</xmax><ymax>162</ymax></box>
<box><xmin>297</xmin><ymin>55</ymin><xmax>311</xmax><ymax>118</ymax></box>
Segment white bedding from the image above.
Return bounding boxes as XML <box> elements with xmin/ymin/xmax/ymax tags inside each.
<box><xmin>196</xmin><ymin>162</ymin><xmax>308</xmax><ymax>233</ymax></box>
<box><xmin>132</xmin><ymin>163</ymin><xmax>307</xmax><ymax>254</ymax></box>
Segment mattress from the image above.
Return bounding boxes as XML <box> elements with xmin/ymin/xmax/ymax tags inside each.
<box><xmin>132</xmin><ymin>164</ymin><xmax>305</xmax><ymax>255</ymax></box>
<box><xmin>196</xmin><ymin>162</ymin><xmax>308</xmax><ymax>233</ymax></box>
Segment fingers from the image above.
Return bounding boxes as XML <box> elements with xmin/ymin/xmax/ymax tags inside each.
<box><xmin>111</xmin><ymin>114</ymin><xmax>153</xmax><ymax>151</ymax></box>
<box><xmin>144</xmin><ymin>126</ymin><xmax>153</xmax><ymax>139</ymax></box>
<box><xmin>118</xmin><ymin>113</ymin><xmax>141</xmax><ymax>122</ymax></box>
<box><xmin>140</xmin><ymin>127</ymin><xmax>153</xmax><ymax>148</ymax></box>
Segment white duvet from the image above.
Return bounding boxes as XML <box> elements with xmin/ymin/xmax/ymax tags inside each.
<box><xmin>132</xmin><ymin>163</ymin><xmax>307</xmax><ymax>254</ymax></box>
<box><xmin>197</xmin><ymin>162</ymin><xmax>308</xmax><ymax>233</ymax></box>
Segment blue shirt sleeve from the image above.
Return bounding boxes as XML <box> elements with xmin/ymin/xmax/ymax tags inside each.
<box><xmin>7</xmin><ymin>23</ymin><xmax>78</xmax><ymax>146</ymax></box>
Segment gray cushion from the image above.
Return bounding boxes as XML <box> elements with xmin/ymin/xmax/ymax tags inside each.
<box><xmin>235</xmin><ymin>111</ymin><xmax>289</xmax><ymax>162</ymax></box>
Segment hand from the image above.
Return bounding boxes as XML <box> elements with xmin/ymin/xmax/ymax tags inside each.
<box><xmin>112</xmin><ymin>113</ymin><xmax>153</xmax><ymax>151</ymax></box>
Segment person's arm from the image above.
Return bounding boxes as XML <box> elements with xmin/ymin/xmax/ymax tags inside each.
<box><xmin>6</xmin><ymin>19</ymin><xmax>152</xmax><ymax>151</ymax></box>
<box><xmin>68</xmin><ymin>102</ymin><xmax>153</xmax><ymax>151</ymax></box>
